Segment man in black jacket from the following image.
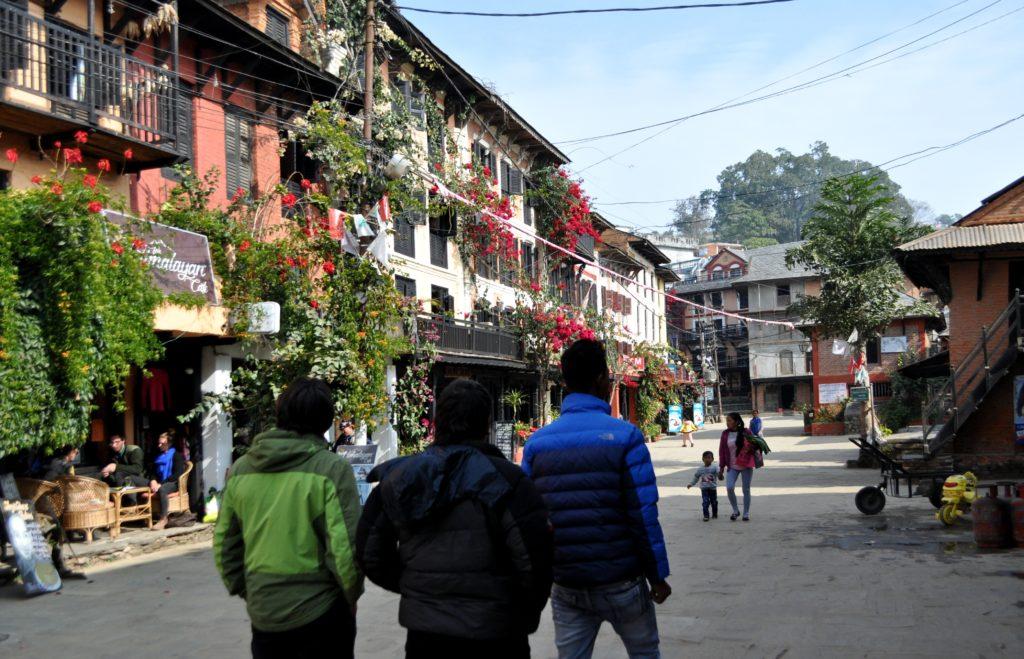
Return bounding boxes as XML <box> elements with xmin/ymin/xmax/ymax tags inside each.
<box><xmin>99</xmin><ymin>435</ymin><xmax>147</xmax><ymax>488</ymax></box>
<box><xmin>357</xmin><ymin>378</ymin><xmax>553</xmax><ymax>659</ymax></box>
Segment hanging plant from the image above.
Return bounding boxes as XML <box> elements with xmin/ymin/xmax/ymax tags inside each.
<box><xmin>526</xmin><ymin>166</ymin><xmax>601</xmax><ymax>256</ymax></box>
<box><xmin>0</xmin><ymin>144</ymin><xmax>162</xmax><ymax>456</ymax></box>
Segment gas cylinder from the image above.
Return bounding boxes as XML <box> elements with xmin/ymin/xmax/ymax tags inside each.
<box><xmin>973</xmin><ymin>485</ymin><xmax>1013</xmax><ymax>549</ymax></box>
<box><xmin>1012</xmin><ymin>484</ymin><xmax>1024</xmax><ymax>548</ymax></box>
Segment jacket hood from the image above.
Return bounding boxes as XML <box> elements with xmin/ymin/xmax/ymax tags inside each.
<box><xmin>245</xmin><ymin>428</ymin><xmax>327</xmax><ymax>473</ymax></box>
<box><xmin>368</xmin><ymin>443</ymin><xmax>511</xmax><ymax>529</ymax></box>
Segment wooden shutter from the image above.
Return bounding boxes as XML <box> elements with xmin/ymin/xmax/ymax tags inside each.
<box><xmin>224</xmin><ymin>113</ymin><xmax>240</xmax><ymax>198</ymax></box>
<box><xmin>265</xmin><ymin>7</ymin><xmax>289</xmax><ymax>47</ymax></box>
<box><xmin>509</xmin><ymin>168</ymin><xmax>524</xmax><ymax>195</ymax></box>
<box><xmin>239</xmin><ymin>117</ymin><xmax>252</xmax><ymax>195</ymax></box>
<box><xmin>500</xmin><ymin>161</ymin><xmax>511</xmax><ymax>196</ymax></box>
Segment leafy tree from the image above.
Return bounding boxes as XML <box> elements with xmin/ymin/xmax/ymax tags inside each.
<box><xmin>934</xmin><ymin>213</ymin><xmax>962</xmax><ymax>228</ymax></box>
<box><xmin>709</xmin><ymin>142</ymin><xmax>914</xmax><ymax>244</ymax></box>
<box><xmin>743</xmin><ymin>237</ymin><xmax>779</xmax><ymax>249</ymax></box>
<box><xmin>786</xmin><ymin>174</ymin><xmax>935</xmax><ymax>436</ymax></box>
<box><xmin>669</xmin><ymin>193</ymin><xmax>714</xmax><ymax>244</ymax></box>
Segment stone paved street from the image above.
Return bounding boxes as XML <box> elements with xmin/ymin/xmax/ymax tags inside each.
<box><xmin>2</xmin><ymin>416</ymin><xmax>1022</xmax><ymax>658</ymax></box>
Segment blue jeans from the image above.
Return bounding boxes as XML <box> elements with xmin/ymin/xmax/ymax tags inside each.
<box><xmin>726</xmin><ymin>467</ymin><xmax>753</xmax><ymax>516</ymax></box>
<box><xmin>701</xmin><ymin>489</ymin><xmax>718</xmax><ymax>518</ymax></box>
<box><xmin>550</xmin><ymin>577</ymin><xmax>660</xmax><ymax>659</ymax></box>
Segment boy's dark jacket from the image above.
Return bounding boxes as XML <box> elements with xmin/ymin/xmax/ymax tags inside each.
<box><xmin>356</xmin><ymin>442</ymin><xmax>553</xmax><ymax>640</ymax></box>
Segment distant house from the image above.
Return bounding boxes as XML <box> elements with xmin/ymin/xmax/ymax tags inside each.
<box><xmin>895</xmin><ymin>175</ymin><xmax>1024</xmax><ymax>473</ymax></box>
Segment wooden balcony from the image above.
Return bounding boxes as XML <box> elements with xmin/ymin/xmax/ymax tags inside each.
<box><xmin>416</xmin><ymin>314</ymin><xmax>524</xmax><ymax>362</ymax></box>
<box><xmin>0</xmin><ymin>3</ymin><xmax>184</xmax><ymax>169</ymax></box>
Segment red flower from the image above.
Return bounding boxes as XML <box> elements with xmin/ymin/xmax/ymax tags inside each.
<box><xmin>309</xmin><ymin>299</ymin><xmax>320</xmax><ymax>310</ymax></box>
<box><xmin>231</xmin><ymin>187</ymin><xmax>245</xmax><ymax>202</ymax></box>
<box><xmin>323</xmin><ymin>261</ymin><xmax>336</xmax><ymax>275</ymax></box>
<box><xmin>83</xmin><ymin>174</ymin><xmax>97</xmax><ymax>189</ymax></box>
<box><xmin>64</xmin><ymin>148</ymin><xmax>83</xmax><ymax>164</ymax></box>
<box><xmin>97</xmin><ymin>159</ymin><xmax>112</xmax><ymax>173</ymax></box>
<box><xmin>429</xmin><ymin>184</ymin><xmax>439</xmax><ymax>195</ymax></box>
<box><xmin>483</xmin><ymin>166</ymin><xmax>491</xmax><ymax>178</ymax></box>
<box><xmin>88</xmin><ymin>201</ymin><xmax>103</xmax><ymax>213</ymax></box>
<box><xmin>74</xmin><ymin>130</ymin><xmax>89</xmax><ymax>144</ymax></box>
<box><xmin>123</xmin><ymin>148</ymin><xmax>133</xmax><ymax>160</ymax></box>
<box><xmin>300</xmin><ymin>178</ymin><xmax>312</xmax><ymax>191</ymax></box>
<box><xmin>238</xmin><ymin>240</ymin><xmax>251</xmax><ymax>252</ymax></box>
<box><xmin>54</xmin><ymin>140</ymin><xmax>62</xmax><ymax>150</ymax></box>
<box><xmin>50</xmin><ymin>183</ymin><xmax>64</xmax><ymax>196</ymax></box>
<box><xmin>30</xmin><ymin>175</ymin><xmax>42</xmax><ymax>185</ymax></box>
<box><xmin>4</xmin><ymin>148</ymin><xmax>17</xmax><ymax>164</ymax></box>
<box><xmin>111</xmin><ymin>242</ymin><xmax>124</xmax><ymax>255</ymax></box>
<box><xmin>282</xmin><ymin>193</ymin><xmax>297</xmax><ymax>208</ymax></box>
<box><xmin>132</xmin><ymin>238</ymin><xmax>146</xmax><ymax>250</ymax></box>
<box><xmin>285</xmin><ymin>257</ymin><xmax>296</xmax><ymax>267</ymax></box>
<box><xmin>464</xmin><ymin>162</ymin><xmax>472</xmax><ymax>170</ymax></box>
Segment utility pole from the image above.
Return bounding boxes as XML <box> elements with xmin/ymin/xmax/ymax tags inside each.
<box><xmin>363</xmin><ymin>0</ymin><xmax>376</xmax><ymax>147</ymax></box>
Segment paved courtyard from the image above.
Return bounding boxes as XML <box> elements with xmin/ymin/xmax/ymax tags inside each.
<box><xmin>2</xmin><ymin>416</ymin><xmax>1022</xmax><ymax>658</ymax></box>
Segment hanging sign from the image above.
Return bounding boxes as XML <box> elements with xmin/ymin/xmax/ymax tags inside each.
<box><xmin>850</xmin><ymin>386</ymin><xmax>870</xmax><ymax>402</ymax></box>
<box><xmin>693</xmin><ymin>402</ymin><xmax>705</xmax><ymax>428</ymax></box>
<box><xmin>103</xmin><ymin>210</ymin><xmax>217</xmax><ymax>304</ymax></box>
<box><xmin>818</xmin><ymin>382</ymin><xmax>848</xmax><ymax>404</ymax></box>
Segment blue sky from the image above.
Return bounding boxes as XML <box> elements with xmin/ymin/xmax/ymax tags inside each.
<box><xmin>402</xmin><ymin>0</ymin><xmax>1024</xmax><ymax>231</ymax></box>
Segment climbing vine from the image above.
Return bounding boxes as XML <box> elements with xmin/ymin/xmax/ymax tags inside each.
<box><xmin>0</xmin><ymin>143</ymin><xmax>162</xmax><ymax>456</ymax></box>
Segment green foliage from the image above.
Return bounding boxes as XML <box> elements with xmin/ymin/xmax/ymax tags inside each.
<box><xmin>0</xmin><ymin>169</ymin><xmax>162</xmax><ymax>456</ymax></box>
<box><xmin>743</xmin><ymin>236</ymin><xmax>779</xmax><ymax>249</ymax></box>
<box><xmin>393</xmin><ymin>343</ymin><xmax>435</xmax><ymax>455</ymax></box>
<box><xmin>707</xmin><ymin>142</ymin><xmax>915</xmax><ymax>245</ymax></box>
<box><xmin>785</xmin><ymin>173</ymin><xmax>936</xmax><ymax>345</ymax></box>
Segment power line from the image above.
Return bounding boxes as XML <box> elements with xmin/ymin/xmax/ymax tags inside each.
<box><xmin>394</xmin><ymin>1</ymin><xmax>795</xmax><ymax>18</ymax></box>
<box><xmin>592</xmin><ymin>107</ymin><xmax>1024</xmax><ymax>230</ymax></box>
<box><xmin>562</xmin><ymin>0</ymin><xmax>1009</xmax><ymax>149</ymax></box>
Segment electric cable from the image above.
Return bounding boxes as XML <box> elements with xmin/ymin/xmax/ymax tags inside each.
<box><xmin>394</xmin><ymin>0</ymin><xmax>795</xmax><ymax>18</ymax></box>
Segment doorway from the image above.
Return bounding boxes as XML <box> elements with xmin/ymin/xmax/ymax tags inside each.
<box><xmin>780</xmin><ymin>383</ymin><xmax>796</xmax><ymax>410</ymax></box>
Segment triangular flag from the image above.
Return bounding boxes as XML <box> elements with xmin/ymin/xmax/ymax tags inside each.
<box><xmin>847</xmin><ymin>328</ymin><xmax>859</xmax><ymax>344</ymax></box>
<box><xmin>832</xmin><ymin>340</ymin><xmax>847</xmax><ymax>356</ymax></box>
<box><xmin>366</xmin><ymin>195</ymin><xmax>391</xmax><ymax>226</ymax></box>
<box><xmin>367</xmin><ymin>229</ymin><xmax>389</xmax><ymax>266</ymax></box>
<box><xmin>353</xmin><ymin>213</ymin><xmax>375</xmax><ymax>238</ymax></box>
<box><xmin>326</xmin><ymin>209</ymin><xmax>345</xmax><ymax>240</ymax></box>
<box><xmin>341</xmin><ymin>226</ymin><xmax>360</xmax><ymax>256</ymax></box>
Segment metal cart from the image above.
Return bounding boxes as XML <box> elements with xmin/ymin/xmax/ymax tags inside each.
<box><xmin>848</xmin><ymin>436</ymin><xmax>951</xmax><ymax>515</ymax></box>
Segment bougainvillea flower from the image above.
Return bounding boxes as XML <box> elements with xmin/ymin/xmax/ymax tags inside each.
<box><xmin>4</xmin><ymin>148</ymin><xmax>17</xmax><ymax>164</ymax></box>
<box><xmin>31</xmin><ymin>175</ymin><xmax>42</xmax><ymax>185</ymax></box>
<box><xmin>74</xmin><ymin>130</ymin><xmax>89</xmax><ymax>144</ymax></box>
<box><xmin>238</xmin><ymin>240</ymin><xmax>251</xmax><ymax>252</ymax></box>
<box><xmin>300</xmin><ymin>179</ymin><xmax>312</xmax><ymax>190</ymax></box>
<box><xmin>64</xmin><ymin>148</ymin><xmax>84</xmax><ymax>164</ymax></box>
<box><xmin>282</xmin><ymin>193</ymin><xmax>297</xmax><ymax>208</ymax></box>
<box><xmin>88</xmin><ymin>201</ymin><xmax>103</xmax><ymax>213</ymax></box>
<box><xmin>323</xmin><ymin>261</ymin><xmax>336</xmax><ymax>275</ymax></box>
<box><xmin>123</xmin><ymin>148</ymin><xmax>133</xmax><ymax>160</ymax></box>
<box><xmin>51</xmin><ymin>183</ymin><xmax>64</xmax><ymax>196</ymax></box>
<box><xmin>98</xmin><ymin>159</ymin><xmax>112</xmax><ymax>172</ymax></box>
<box><xmin>83</xmin><ymin>174</ymin><xmax>97</xmax><ymax>189</ymax></box>
<box><xmin>111</xmin><ymin>242</ymin><xmax>124</xmax><ymax>254</ymax></box>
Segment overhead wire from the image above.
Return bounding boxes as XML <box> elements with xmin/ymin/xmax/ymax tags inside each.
<box><xmin>394</xmin><ymin>0</ymin><xmax>795</xmax><ymax>18</ymax></box>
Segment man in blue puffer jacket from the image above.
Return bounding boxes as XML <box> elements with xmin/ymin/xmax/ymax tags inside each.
<box><xmin>523</xmin><ymin>339</ymin><xmax>671</xmax><ymax>659</ymax></box>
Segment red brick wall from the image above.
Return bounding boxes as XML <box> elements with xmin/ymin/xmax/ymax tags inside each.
<box><xmin>952</xmin><ymin>357</ymin><xmax>1024</xmax><ymax>473</ymax></box>
<box><xmin>947</xmin><ymin>258</ymin><xmax>1009</xmax><ymax>369</ymax></box>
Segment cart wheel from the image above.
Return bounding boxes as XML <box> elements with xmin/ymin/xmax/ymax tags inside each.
<box><xmin>929</xmin><ymin>489</ymin><xmax>944</xmax><ymax>509</ymax></box>
<box><xmin>855</xmin><ymin>486</ymin><xmax>886</xmax><ymax>515</ymax></box>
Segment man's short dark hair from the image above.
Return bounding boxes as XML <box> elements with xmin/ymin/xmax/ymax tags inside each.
<box><xmin>561</xmin><ymin>339</ymin><xmax>609</xmax><ymax>393</ymax></box>
<box><xmin>434</xmin><ymin>379</ymin><xmax>492</xmax><ymax>445</ymax></box>
<box><xmin>108</xmin><ymin>435</ymin><xmax>123</xmax><ymax>443</ymax></box>
<box><xmin>276</xmin><ymin>377</ymin><xmax>334</xmax><ymax>436</ymax></box>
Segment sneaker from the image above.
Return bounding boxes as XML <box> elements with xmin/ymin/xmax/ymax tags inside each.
<box><xmin>712</xmin><ymin>514</ymin><xmax>718</xmax><ymax>519</ymax></box>
<box><xmin>730</xmin><ymin>513</ymin><xmax>739</xmax><ymax>521</ymax></box>
<box><xmin>742</xmin><ymin>516</ymin><xmax>750</xmax><ymax>522</ymax></box>
<box><xmin>703</xmin><ymin>516</ymin><xmax>710</xmax><ymax>522</ymax></box>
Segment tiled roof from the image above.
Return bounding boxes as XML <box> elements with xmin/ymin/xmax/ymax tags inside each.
<box><xmin>734</xmin><ymin>241</ymin><xmax>814</xmax><ymax>282</ymax></box>
<box><xmin>897</xmin><ymin>224</ymin><xmax>1024</xmax><ymax>252</ymax></box>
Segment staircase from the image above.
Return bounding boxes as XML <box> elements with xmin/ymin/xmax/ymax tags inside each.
<box><xmin>920</xmin><ymin>294</ymin><xmax>1024</xmax><ymax>458</ymax></box>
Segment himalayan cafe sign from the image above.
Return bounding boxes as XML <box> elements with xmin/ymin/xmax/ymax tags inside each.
<box><xmin>103</xmin><ymin>210</ymin><xmax>218</xmax><ymax>304</ymax></box>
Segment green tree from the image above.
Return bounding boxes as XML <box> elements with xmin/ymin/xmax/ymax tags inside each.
<box><xmin>669</xmin><ymin>193</ymin><xmax>714</xmax><ymax>244</ymax></box>
<box><xmin>710</xmin><ymin>142</ymin><xmax>914</xmax><ymax>244</ymax></box>
<box><xmin>742</xmin><ymin>237</ymin><xmax>779</xmax><ymax>249</ymax></box>
<box><xmin>786</xmin><ymin>174</ymin><xmax>935</xmax><ymax>436</ymax></box>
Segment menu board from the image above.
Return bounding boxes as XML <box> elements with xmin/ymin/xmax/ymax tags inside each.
<box><xmin>0</xmin><ymin>475</ymin><xmax>62</xmax><ymax>596</ymax></box>
<box><xmin>336</xmin><ymin>444</ymin><xmax>379</xmax><ymax>505</ymax></box>
<box><xmin>493</xmin><ymin>422</ymin><xmax>516</xmax><ymax>461</ymax></box>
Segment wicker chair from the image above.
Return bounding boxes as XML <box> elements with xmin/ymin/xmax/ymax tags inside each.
<box><xmin>55</xmin><ymin>475</ymin><xmax>116</xmax><ymax>543</ymax></box>
<box><xmin>15</xmin><ymin>478</ymin><xmax>66</xmax><ymax>523</ymax></box>
<box><xmin>154</xmin><ymin>461</ymin><xmax>194</xmax><ymax>517</ymax></box>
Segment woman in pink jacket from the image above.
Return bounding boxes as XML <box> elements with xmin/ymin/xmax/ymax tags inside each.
<box><xmin>718</xmin><ymin>412</ymin><xmax>760</xmax><ymax>521</ymax></box>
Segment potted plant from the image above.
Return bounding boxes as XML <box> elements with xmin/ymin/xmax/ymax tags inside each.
<box><xmin>513</xmin><ymin>421</ymin><xmax>537</xmax><ymax>464</ymax></box>
<box><xmin>811</xmin><ymin>401</ymin><xmax>848</xmax><ymax>436</ymax></box>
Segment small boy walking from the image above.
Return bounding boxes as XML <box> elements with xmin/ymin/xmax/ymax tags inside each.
<box><xmin>687</xmin><ymin>450</ymin><xmax>719</xmax><ymax>521</ymax></box>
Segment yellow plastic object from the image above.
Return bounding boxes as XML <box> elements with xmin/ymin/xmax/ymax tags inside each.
<box><xmin>936</xmin><ymin>471</ymin><xmax>978</xmax><ymax>526</ymax></box>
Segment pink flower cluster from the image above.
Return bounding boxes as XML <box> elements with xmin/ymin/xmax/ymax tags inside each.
<box><xmin>548</xmin><ymin>169</ymin><xmax>601</xmax><ymax>254</ymax></box>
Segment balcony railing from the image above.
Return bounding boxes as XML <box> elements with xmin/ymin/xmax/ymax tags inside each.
<box><xmin>718</xmin><ymin>356</ymin><xmax>750</xmax><ymax>369</ymax></box>
<box><xmin>0</xmin><ymin>3</ymin><xmax>180</xmax><ymax>156</ymax></box>
<box><xmin>679</xmin><ymin>266</ymin><xmax>747</xmax><ymax>285</ymax></box>
<box><xmin>722</xmin><ymin>324</ymin><xmax>748</xmax><ymax>340</ymax></box>
<box><xmin>416</xmin><ymin>314</ymin><xmax>523</xmax><ymax>361</ymax></box>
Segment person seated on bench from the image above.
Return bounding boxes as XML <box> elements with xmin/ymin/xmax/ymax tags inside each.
<box><xmin>100</xmin><ymin>435</ymin><xmax>148</xmax><ymax>493</ymax></box>
<box><xmin>149</xmin><ymin>431</ymin><xmax>185</xmax><ymax>530</ymax></box>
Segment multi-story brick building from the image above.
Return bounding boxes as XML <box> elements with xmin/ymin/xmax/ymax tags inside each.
<box><xmin>895</xmin><ymin>174</ymin><xmax>1024</xmax><ymax>473</ymax></box>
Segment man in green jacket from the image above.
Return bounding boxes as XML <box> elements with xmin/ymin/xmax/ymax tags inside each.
<box><xmin>214</xmin><ymin>377</ymin><xmax>364</xmax><ymax>658</ymax></box>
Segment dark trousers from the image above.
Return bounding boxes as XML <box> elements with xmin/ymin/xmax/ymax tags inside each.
<box><xmin>701</xmin><ymin>489</ymin><xmax>719</xmax><ymax>518</ymax></box>
<box><xmin>155</xmin><ymin>481</ymin><xmax>179</xmax><ymax>519</ymax></box>
<box><xmin>251</xmin><ymin>599</ymin><xmax>354</xmax><ymax>659</ymax></box>
<box><xmin>406</xmin><ymin>630</ymin><xmax>530</xmax><ymax>659</ymax></box>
